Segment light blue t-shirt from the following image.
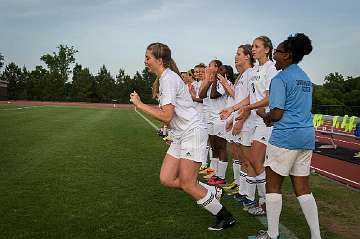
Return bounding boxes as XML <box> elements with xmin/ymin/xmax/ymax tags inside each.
<box><xmin>269</xmin><ymin>64</ymin><xmax>315</xmax><ymax>150</ymax></box>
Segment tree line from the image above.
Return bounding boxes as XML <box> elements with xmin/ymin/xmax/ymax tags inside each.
<box><xmin>0</xmin><ymin>45</ymin><xmax>157</xmax><ymax>104</ymax></box>
<box><xmin>0</xmin><ymin>45</ymin><xmax>359</xmax><ymax>116</ymax></box>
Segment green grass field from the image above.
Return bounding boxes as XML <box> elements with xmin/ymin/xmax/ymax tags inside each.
<box><xmin>0</xmin><ymin>105</ymin><xmax>359</xmax><ymax>239</ymax></box>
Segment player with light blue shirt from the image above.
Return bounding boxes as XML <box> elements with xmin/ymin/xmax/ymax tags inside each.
<box><xmin>268</xmin><ymin>63</ymin><xmax>315</xmax><ymax>150</ymax></box>
<box><xmin>256</xmin><ymin>33</ymin><xmax>321</xmax><ymax>239</ymax></box>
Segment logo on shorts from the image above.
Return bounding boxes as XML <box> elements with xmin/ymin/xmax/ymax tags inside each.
<box><xmin>186</xmin><ymin>152</ymin><xmax>191</xmax><ymax>157</ymax></box>
<box><xmin>261</xmin><ymin>137</ymin><xmax>266</xmax><ymax>141</ymax></box>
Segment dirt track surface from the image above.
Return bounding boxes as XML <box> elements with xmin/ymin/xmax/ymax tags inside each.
<box><xmin>0</xmin><ymin>100</ymin><xmax>135</xmax><ymax>109</ymax></box>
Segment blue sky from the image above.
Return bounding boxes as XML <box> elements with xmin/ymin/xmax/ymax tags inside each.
<box><xmin>1</xmin><ymin>0</ymin><xmax>359</xmax><ymax>84</ymax></box>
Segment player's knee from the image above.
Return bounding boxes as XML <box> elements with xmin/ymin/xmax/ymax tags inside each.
<box><xmin>179</xmin><ymin>179</ymin><xmax>194</xmax><ymax>193</ymax></box>
<box><xmin>160</xmin><ymin>175</ymin><xmax>174</xmax><ymax>188</ymax></box>
<box><xmin>266</xmin><ymin>184</ymin><xmax>281</xmax><ymax>194</ymax></box>
<box><xmin>294</xmin><ymin>185</ymin><xmax>310</xmax><ymax>197</ymax></box>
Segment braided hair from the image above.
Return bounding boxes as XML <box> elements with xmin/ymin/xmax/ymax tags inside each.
<box><xmin>255</xmin><ymin>36</ymin><xmax>274</xmax><ymax>61</ymax></box>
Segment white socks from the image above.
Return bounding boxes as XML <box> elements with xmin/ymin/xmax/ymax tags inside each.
<box><xmin>216</xmin><ymin>161</ymin><xmax>228</xmax><ymax>179</ymax></box>
<box><xmin>256</xmin><ymin>170</ymin><xmax>266</xmax><ymax>205</ymax></box>
<box><xmin>239</xmin><ymin>170</ymin><xmax>247</xmax><ymax>195</ymax></box>
<box><xmin>198</xmin><ymin>181</ymin><xmax>216</xmax><ymax>195</ymax></box>
<box><xmin>208</xmin><ymin>146</ymin><xmax>213</xmax><ymax>159</ymax></box>
<box><xmin>209</xmin><ymin>158</ymin><xmax>219</xmax><ymax>173</ymax></box>
<box><xmin>232</xmin><ymin>160</ymin><xmax>240</xmax><ymax>184</ymax></box>
<box><xmin>197</xmin><ymin>188</ymin><xmax>222</xmax><ymax>215</ymax></box>
<box><xmin>245</xmin><ymin>176</ymin><xmax>257</xmax><ymax>201</ymax></box>
<box><xmin>298</xmin><ymin>193</ymin><xmax>322</xmax><ymax>239</ymax></box>
<box><xmin>266</xmin><ymin>193</ymin><xmax>282</xmax><ymax>238</ymax></box>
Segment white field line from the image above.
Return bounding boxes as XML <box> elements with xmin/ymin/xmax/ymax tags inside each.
<box><xmin>316</xmin><ymin>135</ymin><xmax>360</xmax><ymax>146</ymax></box>
<box><xmin>310</xmin><ymin>166</ymin><xmax>360</xmax><ymax>186</ymax></box>
<box><xmin>0</xmin><ymin>106</ymin><xmax>43</xmax><ymax>111</ymax></box>
<box><xmin>134</xmin><ymin>108</ymin><xmax>159</xmax><ymax>131</ymax></box>
<box><xmin>133</xmin><ymin>108</ymin><xmax>298</xmax><ymax>239</ymax></box>
<box><xmin>257</xmin><ymin>216</ymin><xmax>299</xmax><ymax>239</ymax></box>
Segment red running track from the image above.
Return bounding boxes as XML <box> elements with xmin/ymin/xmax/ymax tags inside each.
<box><xmin>313</xmin><ymin>129</ymin><xmax>360</xmax><ymax>189</ymax></box>
<box><xmin>311</xmin><ymin>153</ymin><xmax>360</xmax><ymax>189</ymax></box>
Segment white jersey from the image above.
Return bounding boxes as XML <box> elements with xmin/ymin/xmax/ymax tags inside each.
<box><xmin>191</xmin><ymin>80</ymin><xmax>204</xmax><ymax>119</ymax></box>
<box><xmin>207</xmin><ymin>80</ymin><xmax>228</xmax><ymax>122</ymax></box>
<box><xmin>159</xmin><ymin>68</ymin><xmax>200</xmax><ymax>137</ymax></box>
<box><xmin>225</xmin><ymin>81</ymin><xmax>235</xmax><ymax>108</ymax></box>
<box><xmin>249</xmin><ymin>61</ymin><xmax>278</xmax><ymax>126</ymax></box>
<box><xmin>234</xmin><ymin>67</ymin><xmax>254</xmax><ymax>131</ymax></box>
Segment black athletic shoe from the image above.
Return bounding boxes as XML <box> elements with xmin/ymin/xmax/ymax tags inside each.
<box><xmin>208</xmin><ymin>207</ymin><xmax>236</xmax><ymax>231</ymax></box>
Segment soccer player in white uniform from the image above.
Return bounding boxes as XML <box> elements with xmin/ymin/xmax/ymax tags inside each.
<box><xmin>199</xmin><ymin>60</ymin><xmax>229</xmax><ymax>185</ymax></box>
<box><xmin>189</xmin><ymin>64</ymin><xmax>209</xmax><ymax>169</ymax></box>
<box><xmin>216</xmin><ymin>65</ymin><xmax>241</xmax><ymax>192</ymax></box>
<box><xmin>241</xmin><ymin>36</ymin><xmax>279</xmax><ymax>215</ymax></box>
<box><xmin>256</xmin><ymin>33</ymin><xmax>321</xmax><ymax>239</ymax></box>
<box><xmin>219</xmin><ymin>44</ymin><xmax>257</xmax><ymax>205</ymax></box>
<box><xmin>224</xmin><ymin>37</ymin><xmax>278</xmax><ymax>215</ymax></box>
<box><xmin>129</xmin><ymin>43</ymin><xmax>235</xmax><ymax>230</ymax></box>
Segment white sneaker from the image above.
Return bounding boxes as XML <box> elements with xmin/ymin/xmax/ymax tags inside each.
<box><xmin>248</xmin><ymin>205</ymin><xmax>266</xmax><ymax>216</ymax></box>
<box><xmin>256</xmin><ymin>230</ymin><xmax>278</xmax><ymax>239</ymax></box>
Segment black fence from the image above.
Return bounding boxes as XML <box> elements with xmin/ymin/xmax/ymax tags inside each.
<box><xmin>313</xmin><ymin>105</ymin><xmax>360</xmax><ymax>117</ymax></box>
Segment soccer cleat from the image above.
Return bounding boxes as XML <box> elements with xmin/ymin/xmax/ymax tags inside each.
<box><xmin>241</xmin><ymin>198</ymin><xmax>257</xmax><ymax>211</ymax></box>
<box><xmin>222</xmin><ymin>181</ymin><xmax>238</xmax><ymax>191</ymax></box>
<box><xmin>163</xmin><ymin>135</ymin><xmax>173</xmax><ymax>145</ymax></box>
<box><xmin>203</xmin><ymin>172</ymin><xmax>216</xmax><ymax>179</ymax></box>
<box><xmin>225</xmin><ymin>186</ymin><xmax>239</xmax><ymax>196</ymax></box>
<box><xmin>256</xmin><ymin>230</ymin><xmax>279</xmax><ymax>239</ymax></box>
<box><xmin>199</xmin><ymin>164</ymin><xmax>208</xmax><ymax>171</ymax></box>
<box><xmin>208</xmin><ymin>176</ymin><xmax>226</xmax><ymax>185</ymax></box>
<box><xmin>215</xmin><ymin>186</ymin><xmax>224</xmax><ymax>201</ymax></box>
<box><xmin>233</xmin><ymin>193</ymin><xmax>247</xmax><ymax>201</ymax></box>
<box><xmin>199</xmin><ymin>167</ymin><xmax>214</xmax><ymax>175</ymax></box>
<box><xmin>232</xmin><ymin>194</ymin><xmax>249</xmax><ymax>207</ymax></box>
<box><xmin>248</xmin><ymin>204</ymin><xmax>266</xmax><ymax>216</ymax></box>
<box><xmin>208</xmin><ymin>207</ymin><xmax>236</xmax><ymax>231</ymax></box>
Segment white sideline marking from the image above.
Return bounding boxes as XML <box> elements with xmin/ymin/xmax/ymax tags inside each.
<box><xmin>134</xmin><ymin>108</ymin><xmax>159</xmax><ymax>131</ymax></box>
<box><xmin>134</xmin><ymin>108</ymin><xmax>298</xmax><ymax>239</ymax></box>
<box><xmin>310</xmin><ymin>166</ymin><xmax>360</xmax><ymax>186</ymax></box>
<box><xmin>0</xmin><ymin>106</ymin><xmax>43</xmax><ymax>111</ymax></box>
<box><xmin>316</xmin><ymin>135</ymin><xmax>360</xmax><ymax>146</ymax></box>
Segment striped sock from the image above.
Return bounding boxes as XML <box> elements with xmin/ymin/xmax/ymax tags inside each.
<box><xmin>197</xmin><ymin>189</ymin><xmax>222</xmax><ymax>215</ymax></box>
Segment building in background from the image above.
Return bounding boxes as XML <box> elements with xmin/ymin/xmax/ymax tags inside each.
<box><xmin>0</xmin><ymin>80</ymin><xmax>8</xmax><ymax>100</ymax></box>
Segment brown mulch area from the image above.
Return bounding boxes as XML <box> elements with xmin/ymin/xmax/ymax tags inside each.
<box><xmin>0</xmin><ymin>100</ymin><xmax>135</xmax><ymax>109</ymax></box>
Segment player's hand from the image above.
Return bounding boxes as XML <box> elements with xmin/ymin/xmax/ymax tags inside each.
<box><xmin>256</xmin><ymin>108</ymin><xmax>266</xmax><ymax>119</ymax></box>
<box><xmin>235</xmin><ymin>106</ymin><xmax>250</xmax><ymax>121</ymax></box>
<box><xmin>232</xmin><ymin>120</ymin><xmax>244</xmax><ymax>135</ymax></box>
<box><xmin>217</xmin><ymin>73</ymin><xmax>228</xmax><ymax>85</ymax></box>
<box><xmin>189</xmin><ymin>87</ymin><xmax>197</xmax><ymax>98</ymax></box>
<box><xmin>219</xmin><ymin>107</ymin><xmax>233</xmax><ymax>120</ymax></box>
<box><xmin>225</xmin><ymin>119</ymin><xmax>233</xmax><ymax>132</ymax></box>
<box><xmin>130</xmin><ymin>91</ymin><xmax>142</xmax><ymax>106</ymax></box>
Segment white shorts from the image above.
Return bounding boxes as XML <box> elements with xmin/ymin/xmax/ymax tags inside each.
<box><xmin>231</xmin><ymin>131</ymin><xmax>252</xmax><ymax>146</ymax></box>
<box><xmin>265</xmin><ymin>144</ymin><xmax>312</xmax><ymax>176</ymax></box>
<box><xmin>207</xmin><ymin>120</ymin><xmax>227</xmax><ymax>139</ymax></box>
<box><xmin>167</xmin><ymin>127</ymin><xmax>208</xmax><ymax>163</ymax></box>
<box><xmin>250</xmin><ymin>125</ymin><xmax>272</xmax><ymax>145</ymax></box>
